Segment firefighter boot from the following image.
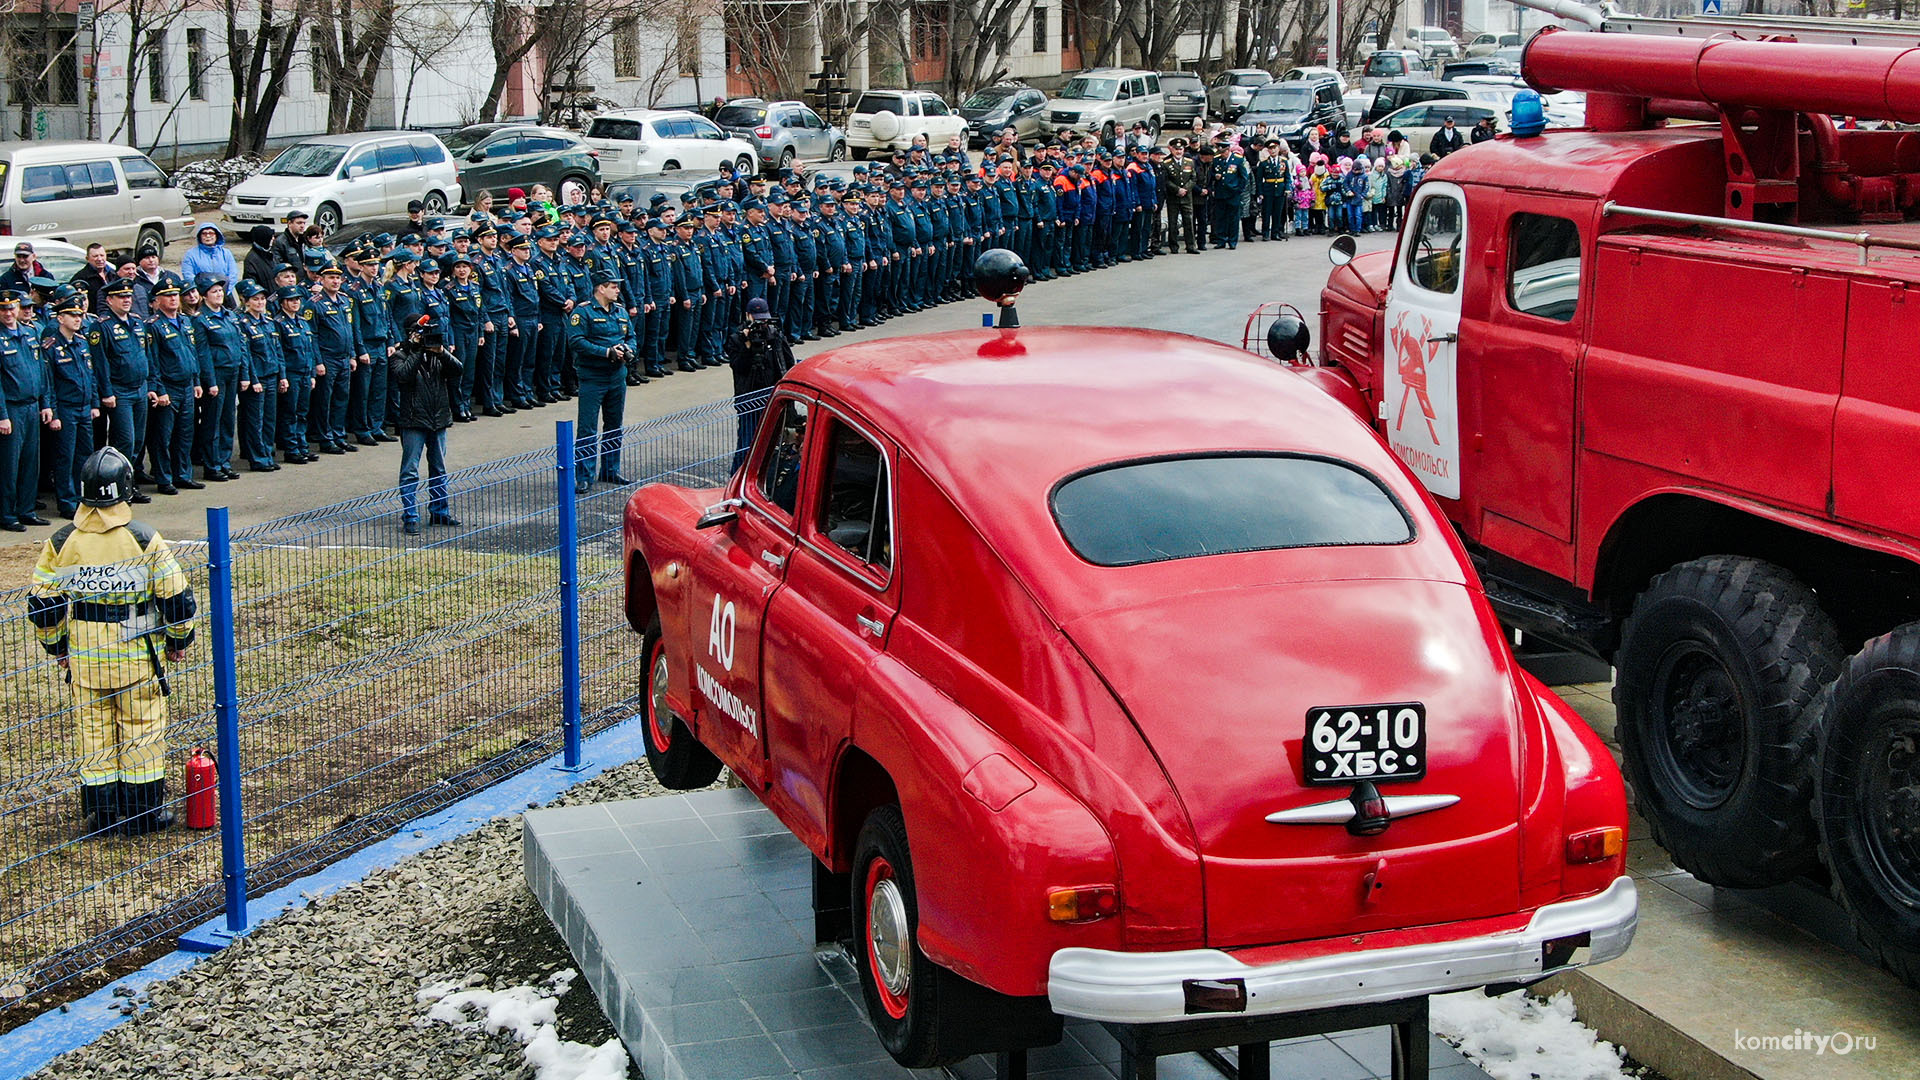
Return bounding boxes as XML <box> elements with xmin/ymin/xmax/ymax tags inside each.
<box><xmin>78</xmin><ymin>782</ymin><xmax>119</xmax><ymax>838</ymax></box>
<box><xmin>119</xmin><ymin>780</ymin><xmax>176</xmax><ymax>836</ymax></box>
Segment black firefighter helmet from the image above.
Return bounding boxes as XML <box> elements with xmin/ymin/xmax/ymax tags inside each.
<box><xmin>81</xmin><ymin>446</ymin><xmax>135</xmax><ymax>508</ymax></box>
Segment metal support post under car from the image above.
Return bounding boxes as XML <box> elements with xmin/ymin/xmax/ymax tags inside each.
<box><xmin>1099</xmin><ymin>998</ymin><xmax>1428</xmax><ymax>1080</ymax></box>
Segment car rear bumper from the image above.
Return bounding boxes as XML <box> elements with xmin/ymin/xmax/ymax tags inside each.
<box><xmin>1047</xmin><ymin>876</ymin><xmax>1636</xmax><ymax>1023</ymax></box>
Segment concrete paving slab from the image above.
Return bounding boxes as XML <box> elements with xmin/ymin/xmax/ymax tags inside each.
<box><xmin>525</xmin><ymin>789</ymin><xmax>1492</xmax><ymax>1080</ymax></box>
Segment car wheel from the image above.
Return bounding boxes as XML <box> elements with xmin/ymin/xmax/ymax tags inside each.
<box><xmin>661</xmin><ymin>160</ymin><xmax>680</xmax><ymax>172</ymax></box>
<box><xmin>736</xmin><ymin>155</ymin><xmax>755</xmax><ymax>175</ymax></box>
<box><xmin>1816</xmin><ymin>626</ymin><xmax>1920</xmax><ymax>989</ymax></box>
<box><xmin>1148</xmin><ymin>115</ymin><xmax>1161</xmax><ymax>137</ymax></box>
<box><xmin>423</xmin><ymin>191</ymin><xmax>447</xmax><ymax>214</ymax></box>
<box><xmin>779</xmin><ymin>148</ymin><xmax>795</xmax><ymax>172</ymax></box>
<box><xmin>1101</xmin><ymin>122</ymin><xmax>1115</xmax><ymax>143</ymax></box>
<box><xmin>313</xmin><ymin>204</ymin><xmax>342</xmax><ymax>237</ymax></box>
<box><xmin>1613</xmin><ymin>556</ymin><xmax>1842</xmax><ymax>887</ymax></box>
<box><xmin>135</xmin><ymin>225</ymin><xmax>165</xmax><ymax>261</ymax></box>
<box><xmin>640</xmin><ymin>614</ymin><xmax>726</xmax><ymax>790</ymax></box>
<box><xmin>854</xmin><ymin>805</ymin><xmax>960</xmax><ymax>1068</ymax></box>
<box><xmin>829</xmin><ymin>140</ymin><xmax>846</xmax><ymax>162</ymax></box>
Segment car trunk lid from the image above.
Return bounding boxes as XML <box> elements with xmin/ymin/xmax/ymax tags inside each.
<box><xmin>1063</xmin><ymin>577</ymin><xmax>1524</xmax><ymax>948</ymax></box>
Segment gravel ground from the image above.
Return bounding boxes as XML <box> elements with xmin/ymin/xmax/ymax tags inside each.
<box><xmin>30</xmin><ymin>758</ymin><xmax>685</xmax><ymax>1080</ymax></box>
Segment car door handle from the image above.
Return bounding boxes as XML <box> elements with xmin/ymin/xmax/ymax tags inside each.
<box><xmin>760</xmin><ymin>550</ymin><xmax>785</xmax><ymax>571</ymax></box>
<box><xmin>855</xmin><ymin>614</ymin><xmax>886</xmax><ymax>637</ymax></box>
<box><xmin>1427</xmin><ymin>332</ymin><xmax>1458</xmax><ymax>344</ymax></box>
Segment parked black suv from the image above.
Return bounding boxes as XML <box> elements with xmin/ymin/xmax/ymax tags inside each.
<box><xmin>1235</xmin><ymin>75</ymin><xmax>1346</xmax><ymax>150</ymax></box>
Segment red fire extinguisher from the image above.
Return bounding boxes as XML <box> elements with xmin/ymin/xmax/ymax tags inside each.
<box><xmin>185</xmin><ymin>748</ymin><xmax>217</xmax><ymax>830</ymax></box>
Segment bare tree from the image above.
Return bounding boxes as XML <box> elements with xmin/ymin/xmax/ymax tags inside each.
<box><xmin>224</xmin><ymin>0</ymin><xmax>309</xmax><ymax>156</ymax></box>
<box><xmin>479</xmin><ymin>0</ymin><xmax>540</xmax><ymax>121</ymax></box>
<box><xmin>943</xmin><ymin>0</ymin><xmax>1027</xmax><ymax>100</ymax></box>
<box><xmin>535</xmin><ymin>0</ymin><xmax>651</xmax><ymax>122</ymax></box>
<box><xmin>97</xmin><ymin>0</ymin><xmax>190</xmax><ymax>146</ymax></box>
<box><xmin>390</xmin><ymin>0</ymin><xmax>476</xmax><ymax>127</ymax></box>
<box><xmin>309</xmin><ymin>0</ymin><xmax>395</xmax><ymax>132</ymax></box>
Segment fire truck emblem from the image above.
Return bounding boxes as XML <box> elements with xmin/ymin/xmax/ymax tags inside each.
<box><xmin>1390</xmin><ymin>311</ymin><xmax>1442</xmax><ymax>443</ymax></box>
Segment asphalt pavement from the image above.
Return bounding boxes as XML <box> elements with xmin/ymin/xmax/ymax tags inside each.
<box><xmin>15</xmin><ymin>218</ymin><xmax>1398</xmax><ymax>548</ymax></box>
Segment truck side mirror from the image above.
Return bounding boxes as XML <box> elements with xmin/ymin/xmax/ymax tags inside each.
<box><xmin>1328</xmin><ymin>234</ymin><xmax>1357</xmax><ymax>265</ymax></box>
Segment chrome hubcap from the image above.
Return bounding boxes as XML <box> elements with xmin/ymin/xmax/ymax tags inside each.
<box><xmin>868</xmin><ymin>877</ymin><xmax>910</xmax><ymax>999</ymax></box>
<box><xmin>649</xmin><ymin>650</ymin><xmax>669</xmax><ymax>723</ymax></box>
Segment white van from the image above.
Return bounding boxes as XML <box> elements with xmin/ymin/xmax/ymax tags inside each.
<box><xmin>222</xmin><ymin>131</ymin><xmax>461</xmax><ymax>236</ymax></box>
<box><xmin>0</xmin><ymin>142</ymin><xmax>193</xmax><ymax>259</ymax></box>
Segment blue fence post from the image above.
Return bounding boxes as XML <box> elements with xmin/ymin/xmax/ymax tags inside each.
<box><xmin>183</xmin><ymin>506</ymin><xmax>248</xmax><ymax>951</ymax></box>
<box><xmin>556</xmin><ymin>421</ymin><xmax>588</xmax><ymax>772</ymax></box>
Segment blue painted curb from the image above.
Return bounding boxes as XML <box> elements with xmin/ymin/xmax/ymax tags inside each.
<box><xmin>0</xmin><ymin>717</ymin><xmax>649</xmax><ymax>1080</ymax></box>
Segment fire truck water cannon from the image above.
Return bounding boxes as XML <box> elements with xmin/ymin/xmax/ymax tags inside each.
<box><xmin>1524</xmin><ymin>27</ymin><xmax>1920</xmax><ymax>223</ymax></box>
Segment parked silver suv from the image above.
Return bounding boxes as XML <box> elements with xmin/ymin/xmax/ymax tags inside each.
<box><xmin>1045</xmin><ymin>69</ymin><xmax>1165</xmax><ymax>140</ymax></box>
<box><xmin>712</xmin><ymin>99</ymin><xmax>847</xmax><ymax>174</ymax></box>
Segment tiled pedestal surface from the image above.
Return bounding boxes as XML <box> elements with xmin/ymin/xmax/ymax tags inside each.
<box><xmin>523</xmin><ymin>788</ymin><xmax>1490</xmax><ymax>1080</ymax></box>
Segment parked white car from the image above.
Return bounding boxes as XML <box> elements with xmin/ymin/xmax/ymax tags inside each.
<box><xmin>222</xmin><ymin>131</ymin><xmax>461</xmax><ymax>236</ymax></box>
<box><xmin>0</xmin><ymin>142</ymin><xmax>192</xmax><ymax>259</ymax></box>
<box><xmin>846</xmin><ymin>89</ymin><xmax>968</xmax><ymax>158</ymax></box>
<box><xmin>1407</xmin><ymin>26</ymin><xmax>1460</xmax><ymax>60</ymax></box>
<box><xmin>582</xmin><ymin>110</ymin><xmax>758</xmax><ymax>180</ymax></box>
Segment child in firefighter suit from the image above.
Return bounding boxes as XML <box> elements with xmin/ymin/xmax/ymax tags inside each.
<box><xmin>28</xmin><ymin>446</ymin><xmax>196</xmax><ymax>837</ymax></box>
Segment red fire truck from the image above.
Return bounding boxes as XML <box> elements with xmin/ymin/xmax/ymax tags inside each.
<box><xmin>1303</xmin><ymin>28</ymin><xmax>1920</xmax><ymax>986</ymax></box>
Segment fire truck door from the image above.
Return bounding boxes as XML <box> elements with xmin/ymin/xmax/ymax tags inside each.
<box><xmin>1385</xmin><ymin>181</ymin><xmax>1467</xmax><ymax>501</ymax></box>
<box><xmin>1474</xmin><ymin>199</ymin><xmax>1583</xmax><ymax>556</ymax></box>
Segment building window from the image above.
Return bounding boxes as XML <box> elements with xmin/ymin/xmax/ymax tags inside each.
<box><xmin>145</xmin><ymin>30</ymin><xmax>166</xmax><ymax>102</ymax></box>
<box><xmin>613</xmin><ymin>16</ymin><xmax>639</xmax><ymax>78</ymax></box>
<box><xmin>9</xmin><ymin>25</ymin><xmax>80</xmax><ymax>106</ymax></box>
<box><xmin>186</xmin><ymin>28</ymin><xmax>205</xmax><ymax>99</ymax></box>
<box><xmin>1031</xmin><ymin>6</ymin><xmax>1047</xmax><ymax>53</ymax></box>
<box><xmin>311</xmin><ymin>43</ymin><xmax>327</xmax><ymax>92</ymax></box>
<box><xmin>677</xmin><ymin>14</ymin><xmax>701</xmax><ymax>77</ymax></box>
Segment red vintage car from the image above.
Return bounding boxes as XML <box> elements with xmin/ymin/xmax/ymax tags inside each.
<box><xmin>621</xmin><ymin>324</ymin><xmax>1637</xmax><ymax>1067</ymax></box>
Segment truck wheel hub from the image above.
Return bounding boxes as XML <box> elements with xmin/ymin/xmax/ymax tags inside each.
<box><xmin>1653</xmin><ymin>644</ymin><xmax>1745</xmax><ymax>808</ymax></box>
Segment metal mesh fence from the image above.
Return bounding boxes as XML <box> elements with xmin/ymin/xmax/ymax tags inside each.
<box><xmin>0</xmin><ymin>393</ymin><xmax>766</xmax><ymax>1019</ymax></box>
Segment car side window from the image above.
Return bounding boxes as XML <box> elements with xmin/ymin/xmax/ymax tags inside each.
<box><xmin>1408</xmin><ymin>193</ymin><xmax>1464</xmax><ymax>295</ymax></box>
<box><xmin>480</xmin><ymin>135</ymin><xmax>521</xmax><ymax>158</ymax></box>
<box><xmin>376</xmin><ymin>142</ymin><xmax>419</xmax><ymax>171</ymax></box>
<box><xmin>1394</xmin><ymin>106</ymin><xmax>1430</xmax><ymax>127</ymax></box>
<box><xmin>412</xmin><ymin>139</ymin><xmax>447</xmax><ymax>164</ymax></box>
<box><xmin>924</xmin><ymin>97</ymin><xmax>950</xmax><ymax>117</ymax></box>
<box><xmin>1507</xmin><ymin>212</ymin><xmax>1581</xmax><ymax>322</ymax></box>
<box><xmin>817</xmin><ymin>421</ymin><xmax>892</xmax><ymax>574</ymax></box>
<box><xmin>20</xmin><ymin>164</ymin><xmax>64</xmax><ymax>202</ymax></box>
<box><xmin>754</xmin><ymin>400</ymin><xmax>811</xmax><ymax>520</ymax></box>
<box><xmin>344</xmin><ymin>147</ymin><xmax>379</xmax><ymax>175</ymax></box>
<box><xmin>525</xmin><ymin>135</ymin><xmax>568</xmax><ymax>153</ymax></box>
<box><xmin>120</xmin><ymin>155</ymin><xmax>168</xmax><ymax>189</ymax></box>
<box><xmin>1145</xmin><ymin>74</ymin><xmax>1161</xmax><ymax>94</ymax></box>
<box><xmin>905</xmin><ymin>97</ymin><xmax>922</xmax><ymax>117</ymax></box>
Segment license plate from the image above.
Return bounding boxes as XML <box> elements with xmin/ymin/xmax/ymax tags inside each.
<box><xmin>1304</xmin><ymin>702</ymin><xmax>1426</xmax><ymax>784</ymax></box>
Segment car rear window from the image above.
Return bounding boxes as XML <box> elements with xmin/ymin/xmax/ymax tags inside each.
<box><xmin>714</xmin><ymin>104</ymin><xmax>768</xmax><ymax>126</ymax></box>
<box><xmin>1051</xmin><ymin>454</ymin><xmax>1412</xmax><ymax>567</ymax></box>
<box><xmin>1233</xmin><ymin>72</ymin><xmax>1270</xmax><ymax>86</ymax></box>
<box><xmin>1162</xmin><ymin>75</ymin><xmax>1203</xmax><ymax>91</ymax></box>
<box><xmin>588</xmin><ymin>118</ymin><xmax>645</xmax><ymax>141</ymax></box>
<box><xmin>855</xmin><ymin>92</ymin><xmax>905</xmax><ymax>115</ymax></box>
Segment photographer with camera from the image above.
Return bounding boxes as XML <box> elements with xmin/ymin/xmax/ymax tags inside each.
<box><xmin>724</xmin><ymin>297</ymin><xmax>795</xmax><ymax>471</ymax></box>
<box><xmin>565</xmin><ymin>268</ymin><xmax>638</xmax><ymax>495</ymax></box>
<box><xmin>391</xmin><ymin>314</ymin><xmax>463</xmax><ymax>535</ymax></box>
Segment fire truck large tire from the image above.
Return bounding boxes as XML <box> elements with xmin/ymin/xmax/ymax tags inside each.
<box><xmin>1814</xmin><ymin>627</ymin><xmax>1920</xmax><ymax>990</ymax></box>
<box><xmin>641</xmin><ymin>615</ymin><xmax>725</xmax><ymax>790</ymax></box>
<box><xmin>1614</xmin><ymin>556</ymin><xmax>1843</xmax><ymax>887</ymax></box>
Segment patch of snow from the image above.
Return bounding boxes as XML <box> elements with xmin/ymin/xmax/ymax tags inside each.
<box><xmin>418</xmin><ymin>970</ymin><xmax>627</xmax><ymax>1080</ymax></box>
<box><xmin>1431</xmin><ymin>989</ymin><xmax>1635</xmax><ymax>1080</ymax></box>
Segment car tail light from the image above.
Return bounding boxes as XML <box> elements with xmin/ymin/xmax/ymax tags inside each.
<box><xmin>754</xmin><ymin>125</ymin><xmax>774</xmax><ymax>139</ymax></box>
<box><xmin>1047</xmin><ymin>885</ymin><xmax>1118</xmax><ymax>923</ymax></box>
<box><xmin>1565</xmin><ymin>826</ymin><xmax>1624</xmax><ymax>864</ymax></box>
<box><xmin>587</xmin><ymin>148</ymin><xmax>600</xmax><ymax>157</ymax></box>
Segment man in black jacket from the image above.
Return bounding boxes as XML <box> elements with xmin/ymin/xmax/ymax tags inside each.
<box><xmin>1430</xmin><ymin>116</ymin><xmax>1465</xmax><ymax>158</ymax></box>
<box><xmin>69</xmin><ymin>244</ymin><xmax>113</xmax><ymax>312</ymax></box>
<box><xmin>272</xmin><ymin>213</ymin><xmax>310</xmax><ymax>280</ymax></box>
<box><xmin>723</xmin><ymin>297</ymin><xmax>793</xmax><ymax>470</ymax></box>
<box><xmin>391</xmin><ymin>316</ymin><xmax>462</xmax><ymax>535</ymax></box>
<box><xmin>242</xmin><ymin>226</ymin><xmax>279</xmax><ymax>292</ymax></box>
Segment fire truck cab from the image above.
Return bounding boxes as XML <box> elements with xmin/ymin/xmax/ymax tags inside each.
<box><xmin>1310</xmin><ymin>28</ymin><xmax>1920</xmax><ymax>987</ymax></box>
